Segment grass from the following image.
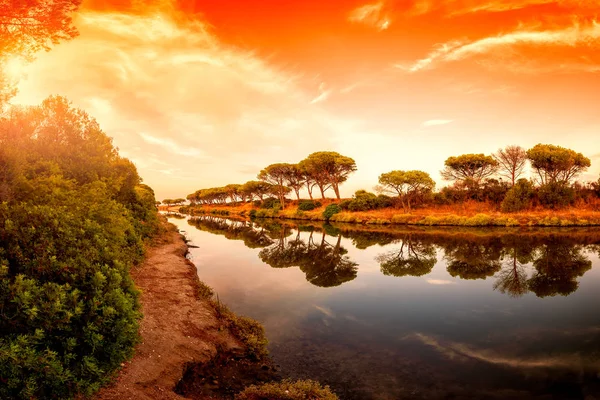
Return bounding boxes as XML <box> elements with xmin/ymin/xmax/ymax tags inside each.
<box><xmin>182</xmin><ymin>199</ymin><xmax>600</xmax><ymax>227</ymax></box>
<box><xmin>235</xmin><ymin>379</ymin><xmax>338</xmax><ymax>400</ymax></box>
<box><xmin>196</xmin><ymin>283</ymin><xmax>269</xmax><ymax>360</ymax></box>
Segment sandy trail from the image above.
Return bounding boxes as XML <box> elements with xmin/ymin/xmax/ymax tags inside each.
<box><xmin>96</xmin><ymin>223</ymin><xmax>238</xmax><ymax>400</ymax></box>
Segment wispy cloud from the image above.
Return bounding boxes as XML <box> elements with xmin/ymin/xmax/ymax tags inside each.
<box><xmin>13</xmin><ymin>9</ymin><xmax>351</xmax><ymax>198</ymax></box>
<box><xmin>399</xmin><ymin>21</ymin><xmax>600</xmax><ymax>73</ymax></box>
<box><xmin>139</xmin><ymin>133</ymin><xmax>205</xmax><ymax>157</ymax></box>
<box><xmin>410</xmin><ymin>332</ymin><xmax>600</xmax><ymax>370</ymax></box>
<box><xmin>310</xmin><ymin>82</ymin><xmax>332</xmax><ymax>104</ymax></box>
<box><xmin>423</xmin><ymin>120</ymin><xmax>453</xmax><ymax>127</ymax></box>
<box><xmin>409</xmin><ymin>0</ymin><xmax>599</xmax><ymax>17</ymax></box>
<box><xmin>348</xmin><ymin>2</ymin><xmax>391</xmax><ymax>31</ymax></box>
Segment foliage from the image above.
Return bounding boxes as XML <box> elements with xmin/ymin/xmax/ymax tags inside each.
<box><xmin>1</xmin><ymin>1</ymin><xmax>81</xmax><ymax>105</ymax></box>
<box><xmin>377</xmin><ymin>170</ymin><xmax>435</xmax><ymax>211</ymax></box>
<box><xmin>298</xmin><ymin>151</ymin><xmax>356</xmax><ymax>199</ymax></box>
<box><xmin>322</xmin><ymin>204</ymin><xmax>342</xmax><ymax>220</ymax></box>
<box><xmin>0</xmin><ymin>97</ymin><xmax>159</xmax><ymax>399</ymax></box>
<box><xmin>441</xmin><ymin>154</ymin><xmax>498</xmax><ymax>185</ymax></box>
<box><xmin>527</xmin><ymin>144</ymin><xmax>590</xmax><ymax>185</ymax></box>
<box><xmin>501</xmin><ymin>179</ymin><xmax>534</xmax><ymax>212</ymax></box>
<box><xmin>297</xmin><ymin>200</ymin><xmax>321</xmax><ymax>211</ymax></box>
<box><xmin>538</xmin><ymin>182</ymin><xmax>575</xmax><ymax>209</ymax></box>
<box><xmin>235</xmin><ymin>379</ymin><xmax>338</xmax><ymax>400</ymax></box>
<box><xmin>260</xmin><ymin>197</ymin><xmax>281</xmax><ymax>209</ymax></box>
<box><xmin>258</xmin><ymin>163</ymin><xmax>295</xmax><ymax>208</ymax></box>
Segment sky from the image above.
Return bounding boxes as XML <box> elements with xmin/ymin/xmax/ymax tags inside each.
<box><xmin>9</xmin><ymin>0</ymin><xmax>600</xmax><ymax>200</ymax></box>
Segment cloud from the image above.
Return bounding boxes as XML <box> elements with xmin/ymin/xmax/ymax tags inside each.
<box><xmin>423</xmin><ymin>119</ymin><xmax>453</xmax><ymax>127</ymax></box>
<box><xmin>409</xmin><ymin>0</ymin><xmax>599</xmax><ymax>17</ymax></box>
<box><xmin>139</xmin><ymin>132</ymin><xmax>205</xmax><ymax>157</ymax></box>
<box><xmin>348</xmin><ymin>2</ymin><xmax>391</xmax><ymax>31</ymax></box>
<box><xmin>310</xmin><ymin>82</ymin><xmax>332</xmax><ymax>104</ymax></box>
<box><xmin>410</xmin><ymin>332</ymin><xmax>600</xmax><ymax>370</ymax></box>
<box><xmin>12</xmin><ymin>8</ymin><xmax>353</xmax><ymax>199</ymax></box>
<box><xmin>399</xmin><ymin>21</ymin><xmax>600</xmax><ymax>73</ymax></box>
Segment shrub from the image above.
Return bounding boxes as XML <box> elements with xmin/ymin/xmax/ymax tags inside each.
<box><xmin>0</xmin><ymin>97</ymin><xmax>160</xmax><ymax>399</ymax></box>
<box><xmin>322</xmin><ymin>204</ymin><xmax>341</xmax><ymax>220</ymax></box>
<box><xmin>375</xmin><ymin>194</ymin><xmax>394</xmax><ymax>208</ymax></box>
<box><xmin>338</xmin><ymin>199</ymin><xmax>352</xmax><ymax>210</ymax></box>
<box><xmin>235</xmin><ymin>379</ymin><xmax>338</xmax><ymax>400</ymax></box>
<box><xmin>249</xmin><ymin>209</ymin><xmax>257</xmax><ymax>218</ymax></box>
<box><xmin>297</xmin><ymin>200</ymin><xmax>321</xmax><ymax>211</ymax></box>
<box><xmin>347</xmin><ymin>190</ymin><xmax>378</xmax><ymax>211</ymax></box>
<box><xmin>501</xmin><ymin>179</ymin><xmax>534</xmax><ymax>212</ymax></box>
<box><xmin>260</xmin><ymin>197</ymin><xmax>281</xmax><ymax>209</ymax></box>
<box><xmin>538</xmin><ymin>182</ymin><xmax>575</xmax><ymax>209</ymax></box>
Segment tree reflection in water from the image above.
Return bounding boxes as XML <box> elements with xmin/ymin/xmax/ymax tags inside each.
<box><xmin>187</xmin><ymin>216</ymin><xmax>598</xmax><ymax>298</ymax></box>
<box><xmin>375</xmin><ymin>236</ymin><xmax>437</xmax><ymax>277</ymax></box>
<box><xmin>259</xmin><ymin>227</ymin><xmax>358</xmax><ymax>287</ymax></box>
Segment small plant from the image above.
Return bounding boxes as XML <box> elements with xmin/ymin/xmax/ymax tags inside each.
<box><xmin>261</xmin><ymin>197</ymin><xmax>281</xmax><ymax>209</ymax></box>
<box><xmin>297</xmin><ymin>200</ymin><xmax>321</xmax><ymax>211</ymax></box>
<box><xmin>322</xmin><ymin>204</ymin><xmax>341</xmax><ymax>220</ymax></box>
<box><xmin>235</xmin><ymin>379</ymin><xmax>339</xmax><ymax>400</ymax></box>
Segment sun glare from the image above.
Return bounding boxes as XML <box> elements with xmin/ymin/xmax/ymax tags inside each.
<box><xmin>4</xmin><ymin>57</ymin><xmax>26</xmax><ymax>81</ymax></box>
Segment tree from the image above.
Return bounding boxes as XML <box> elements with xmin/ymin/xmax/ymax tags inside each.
<box><xmin>494</xmin><ymin>145</ymin><xmax>527</xmax><ymax>186</ymax></box>
<box><xmin>241</xmin><ymin>180</ymin><xmax>272</xmax><ymax>202</ymax></box>
<box><xmin>526</xmin><ymin>144</ymin><xmax>591</xmax><ymax>185</ymax></box>
<box><xmin>283</xmin><ymin>164</ymin><xmax>305</xmax><ymax>200</ymax></box>
<box><xmin>299</xmin><ymin>152</ymin><xmax>356</xmax><ymax>199</ymax></box>
<box><xmin>376</xmin><ymin>236</ymin><xmax>436</xmax><ymax>277</ymax></box>
<box><xmin>377</xmin><ymin>170</ymin><xmax>435</xmax><ymax>212</ymax></box>
<box><xmin>225</xmin><ymin>184</ymin><xmax>242</xmax><ymax>203</ymax></box>
<box><xmin>441</xmin><ymin>154</ymin><xmax>498</xmax><ymax>186</ymax></box>
<box><xmin>298</xmin><ymin>162</ymin><xmax>317</xmax><ymax>200</ymax></box>
<box><xmin>258</xmin><ymin>163</ymin><xmax>294</xmax><ymax>208</ymax></box>
<box><xmin>1</xmin><ymin>1</ymin><xmax>81</xmax><ymax>105</ymax></box>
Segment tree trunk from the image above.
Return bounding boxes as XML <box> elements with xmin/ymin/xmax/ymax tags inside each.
<box><xmin>295</xmin><ymin>188</ymin><xmax>300</xmax><ymax>200</ymax></box>
<box><xmin>333</xmin><ymin>183</ymin><xmax>341</xmax><ymax>200</ymax></box>
<box><xmin>319</xmin><ymin>184</ymin><xmax>325</xmax><ymax>199</ymax></box>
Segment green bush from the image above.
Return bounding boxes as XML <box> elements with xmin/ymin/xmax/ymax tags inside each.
<box><xmin>260</xmin><ymin>197</ymin><xmax>281</xmax><ymax>209</ymax></box>
<box><xmin>297</xmin><ymin>200</ymin><xmax>321</xmax><ymax>211</ymax></box>
<box><xmin>347</xmin><ymin>190</ymin><xmax>378</xmax><ymax>211</ymax></box>
<box><xmin>538</xmin><ymin>182</ymin><xmax>575</xmax><ymax>209</ymax></box>
<box><xmin>0</xmin><ymin>96</ymin><xmax>159</xmax><ymax>399</ymax></box>
<box><xmin>322</xmin><ymin>204</ymin><xmax>341</xmax><ymax>220</ymax></box>
<box><xmin>501</xmin><ymin>179</ymin><xmax>534</xmax><ymax>212</ymax></box>
<box><xmin>235</xmin><ymin>379</ymin><xmax>338</xmax><ymax>400</ymax></box>
<box><xmin>249</xmin><ymin>209</ymin><xmax>257</xmax><ymax>218</ymax></box>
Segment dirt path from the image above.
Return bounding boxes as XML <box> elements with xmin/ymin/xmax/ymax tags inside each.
<box><xmin>96</xmin><ymin>222</ymin><xmax>239</xmax><ymax>400</ymax></box>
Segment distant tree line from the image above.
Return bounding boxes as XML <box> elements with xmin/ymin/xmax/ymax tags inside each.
<box><xmin>186</xmin><ymin>151</ymin><xmax>357</xmax><ymax>208</ymax></box>
<box><xmin>185</xmin><ymin>144</ymin><xmax>599</xmax><ymax>213</ymax></box>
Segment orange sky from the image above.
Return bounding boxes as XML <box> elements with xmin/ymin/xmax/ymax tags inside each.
<box><xmin>11</xmin><ymin>0</ymin><xmax>600</xmax><ymax>199</ymax></box>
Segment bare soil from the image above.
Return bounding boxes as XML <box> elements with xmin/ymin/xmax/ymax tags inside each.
<box><xmin>96</xmin><ymin>223</ymin><xmax>241</xmax><ymax>400</ymax></box>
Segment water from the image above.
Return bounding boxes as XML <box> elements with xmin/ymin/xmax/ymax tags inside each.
<box><xmin>168</xmin><ymin>215</ymin><xmax>600</xmax><ymax>400</ymax></box>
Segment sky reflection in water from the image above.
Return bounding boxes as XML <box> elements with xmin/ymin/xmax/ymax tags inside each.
<box><xmin>169</xmin><ymin>215</ymin><xmax>600</xmax><ymax>400</ymax></box>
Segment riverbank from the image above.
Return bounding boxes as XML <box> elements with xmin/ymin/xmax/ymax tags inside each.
<box><xmin>95</xmin><ymin>220</ymin><xmax>243</xmax><ymax>399</ymax></box>
<box><xmin>95</xmin><ymin>219</ymin><xmax>337</xmax><ymax>400</ymax></box>
<box><xmin>180</xmin><ymin>200</ymin><xmax>600</xmax><ymax>227</ymax></box>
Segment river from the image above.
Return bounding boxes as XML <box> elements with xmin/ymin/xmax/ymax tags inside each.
<box><xmin>168</xmin><ymin>215</ymin><xmax>600</xmax><ymax>400</ymax></box>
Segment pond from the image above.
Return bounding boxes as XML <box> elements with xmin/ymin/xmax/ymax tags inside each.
<box><xmin>168</xmin><ymin>215</ymin><xmax>600</xmax><ymax>400</ymax></box>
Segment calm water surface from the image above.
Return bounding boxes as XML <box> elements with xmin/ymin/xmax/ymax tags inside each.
<box><xmin>168</xmin><ymin>215</ymin><xmax>600</xmax><ymax>400</ymax></box>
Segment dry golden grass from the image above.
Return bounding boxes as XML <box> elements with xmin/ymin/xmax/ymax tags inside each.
<box><xmin>183</xmin><ymin>199</ymin><xmax>600</xmax><ymax>227</ymax></box>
